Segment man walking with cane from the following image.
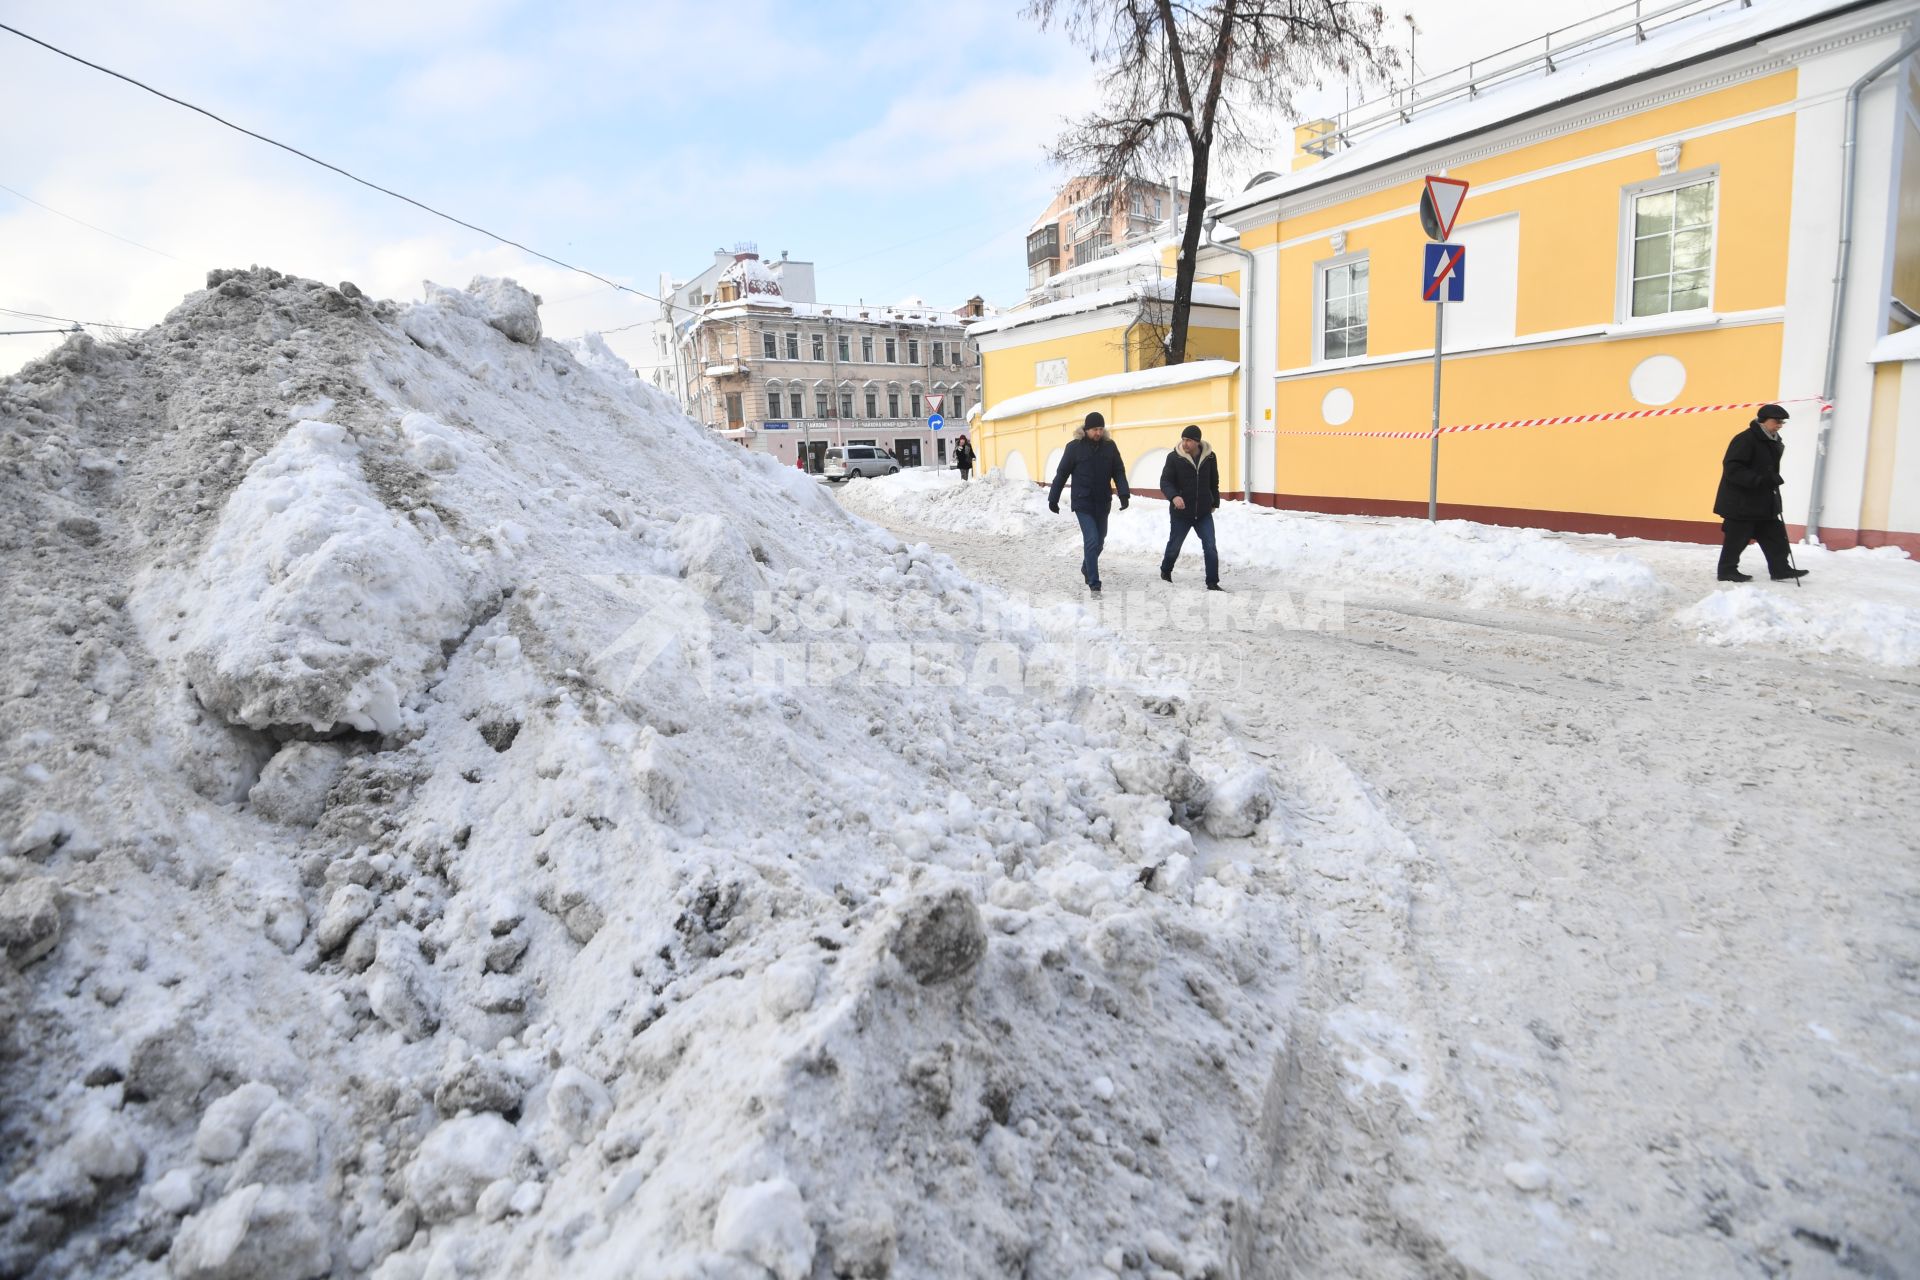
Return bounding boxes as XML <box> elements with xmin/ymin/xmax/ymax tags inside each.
<box><xmin>1049</xmin><ymin>411</ymin><xmax>1129</xmax><ymax>594</ymax></box>
<box><xmin>1158</xmin><ymin>425</ymin><xmax>1222</xmax><ymax>590</ymax></box>
<box><xmin>1713</xmin><ymin>403</ymin><xmax>1808</xmax><ymax>583</ymax></box>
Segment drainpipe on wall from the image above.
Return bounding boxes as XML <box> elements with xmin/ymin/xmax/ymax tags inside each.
<box><xmin>1806</xmin><ymin>28</ymin><xmax>1920</xmax><ymax>544</ymax></box>
<box><xmin>1205</xmin><ymin>212</ymin><xmax>1257</xmax><ymax>501</ymax></box>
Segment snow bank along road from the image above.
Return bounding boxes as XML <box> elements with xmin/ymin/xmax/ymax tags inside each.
<box><xmin>1</xmin><ymin>269</ymin><xmax>1315</xmax><ymax>1280</ymax></box>
<box><xmin>839</xmin><ymin>471</ymin><xmax>1920</xmax><ymax>1278</ymax></box>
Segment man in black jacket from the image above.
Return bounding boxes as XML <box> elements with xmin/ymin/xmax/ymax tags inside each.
<box><xmin>1158</xmin><ymin>425</ymin><xmax>1222</xmax><ymax>589</ymax></box>
<box><xmin>1048</xmin><ymin>411</ymin><xmax>1130</xmax><ymax>593</ymax></box>
<box><xmin>1713</xmin><ymin>403</ymin><xmax>1807</xmax><ymax>582</ymax></box>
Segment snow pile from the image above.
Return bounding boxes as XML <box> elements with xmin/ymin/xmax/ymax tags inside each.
<box><xmin>1677</xmin><ymin>580</ymin><xmax>1920</xmax><ymax>667</ymax></box>
<box><xmin>844</xmin><ymin>470</ymin><xmax>1670</xmax><ymax>620</ymax></box>
<box><xmin>0</xmin><ymin>268</ymin><xmax>1297</xmax><ymax>1277</ymax></box>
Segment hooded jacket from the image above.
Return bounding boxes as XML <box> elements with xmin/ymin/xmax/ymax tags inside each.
<box><xmin>1048</xmin><ymin>422</ymin><xmax>1130</xmax><ymax>514</ymax></box>
<box><xmin>1712</xmin><ymin>422</ymin><xmax>1785</xmax><ymax>521</ymax></box>
<box><xmin>1159</xmin><ymin>442</ymin><xmax>1220</xmax><ymax>517</ymax></box>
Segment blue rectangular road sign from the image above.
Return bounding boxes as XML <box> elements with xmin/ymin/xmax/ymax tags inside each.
<box><xmin>1422</xmin><ymin>243</ymin><xmax>1466</xmax><ymax>302</ymax></box>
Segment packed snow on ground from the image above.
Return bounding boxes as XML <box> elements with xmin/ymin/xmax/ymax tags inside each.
<box><xmin>844</xmin><ymin>469</ymin><xmax>1920</xmax><ymax>665</ymax></box>
<box><xmin>843</xmin><ymin>469</ymin><xmax>1670</xmax><ymax>621</ymax></box>
<box><xmin>0</xmin><ymin>270</ymin><xmax>1298</xmax><ymax>1278</ymax></box>
<box><xmin>838</xmin><ymin>463</ymin><xmax>1920</xmax><ymax>1276</ymax></box>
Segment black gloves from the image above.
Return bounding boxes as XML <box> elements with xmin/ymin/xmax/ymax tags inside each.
<box><xmin>1048</xmin><ymin>499</ymin><xmax>1059</xmax><ymax>513</ymax></box>
<box><xmin>1119</xmin><ymin>496</ymin><xmax>1130</xmax><ymax>510</ymax></box>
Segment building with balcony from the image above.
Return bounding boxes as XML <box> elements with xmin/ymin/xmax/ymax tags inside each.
<box><xmin>1026</xmin><ymin>178</ymin><xmax>1190</xmax><ymax>293</ymax></box>
<box><xmin>659</xmin><ymin>247</ymin><xmax>989</xmax><ymax>471</ymax></box>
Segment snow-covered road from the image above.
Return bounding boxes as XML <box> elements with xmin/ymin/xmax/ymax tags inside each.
<box><xmin>840</xmin><ymin>475</ymin><xmax>1920</xmax><ymax>1278</ymax></box>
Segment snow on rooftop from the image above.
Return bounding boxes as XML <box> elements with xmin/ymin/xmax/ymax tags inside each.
<box><xmin>702</xmin><ymin>296</ymin><xmax>974</xmax><ymax>328</ymax></box>
<box><xmin>1869</xmin><ymin>325</ymin><xmax>1920</xmax><ymax>362</ymax></box>
<box><xmin>983</xmin><ymin>358</ymin><xmax>1239</xmax><ymax>421</ymax></box>
<box><xmin>1219</xmin><ymin>0</ymin><xmax>1851</xmax><ymax>218</ymax></box>
<box><xmin>971</xmin><ymin>281</ymin><xmax>1239</xmax><ymax>338</ymax></box>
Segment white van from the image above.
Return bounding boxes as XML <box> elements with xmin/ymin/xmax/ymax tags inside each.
<box><xmin>822</xmin><ymin>445</ymin><xmax>900</xmax><ymax>482</ymax></box>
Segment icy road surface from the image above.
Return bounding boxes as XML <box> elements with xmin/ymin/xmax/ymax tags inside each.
<box><xmin>840</xmin><ymin>471</ymin><xmax>1920</xmax><ymax>1279</ymax></box>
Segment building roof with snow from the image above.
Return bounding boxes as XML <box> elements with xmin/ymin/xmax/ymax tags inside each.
<box><xmin>968</xmin><ymin>280</ymin><xmax>1239</xmax><ymax>339</ymax></box>
<box><xmin>982</xmin><ymin>359</ymin><xmax>1240</xmax><ymax>421</ymax></box>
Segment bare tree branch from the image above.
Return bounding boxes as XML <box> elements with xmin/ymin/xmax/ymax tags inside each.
<box><xmin>1028</xmin><ymin>0</ymin><xmax>1393</xmax><ymax>363</ymax></box>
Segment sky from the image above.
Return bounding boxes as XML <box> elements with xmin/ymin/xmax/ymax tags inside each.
<box><xmin>0</xmin><ymin>0</ymin><xmax>1612</xmax><ymax>376</ymax></box>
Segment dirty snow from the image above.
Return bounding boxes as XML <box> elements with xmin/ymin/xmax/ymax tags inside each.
<box><xmin>0</xmin><ymin>269</ymin><xmax>1301</xmax><ymax>1278</ymax></box>
<box><xmin>838</xmin><ymin>466</ymin><xmax>1920</xmax><ymax>1278</ymax></box>
<box><xmin>845</xmin><ymin>468</ymin><xmax>1920</xmax><ymax>663</ymax></box>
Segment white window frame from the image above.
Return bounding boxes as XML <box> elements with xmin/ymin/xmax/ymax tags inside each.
<box><xmin>837</xmin><ymin>333</ymin><xmax>851</xmax><ymax>362</ymax></box>
<box><xmin>811</xmin><ymin>332</ymin><xmax>825</xmax><ymax>362</ymax></box>
<box><xmin>908</xmin><ymin>338</ymin><xmax>920</xmax><ymax>364</ymax></box>
<box><xmin>761</xmin><ymin>331</ymin><xmax>778</xmax><ymax>360</ymax></box>
<box><xmin>784</xmin><ymin>332</ymin><xmax>800</xmax><ymax>360</ymax></box>
<box><xmin>1617</xmin><ymin>166</ymin><xmax>1719</xmax><ymax>324</ymax></box>
<box><xmin>861</xmin><ymin>335</ymin><xmax>874</xmax><ymax>362</ymax></box>
<box><xmin>885</xmin><ymin>337</ymin><xmax>898</xmax><ymax>363</ymax></box>
<box><xmin>1312</xmin><ymin>249</ymin><xmax>1370</xmax><ymax>364</ymax></box>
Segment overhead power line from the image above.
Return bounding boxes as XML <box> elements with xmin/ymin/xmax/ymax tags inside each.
<box><xmin>1</xmin><ymin>303</ymin><xmax>141</xmax><ymax>335</ymax></box>
<box><xmin>2</xmin><ymin>326</ymin><xmax>82</xmax><ymax>336</ymax></box>
<box><xmin>0</xmin><ymin>20</ymin><xmax>664</xmax><ymax>307</ymax></box>
<box><xmin>0</xmin><ymin>180</ymin><xmax>180</xmax><ymax>260</ymax></box>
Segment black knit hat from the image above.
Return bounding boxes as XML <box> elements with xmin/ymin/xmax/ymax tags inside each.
<box><xmin>1084</xmin><ymin>411</ymin><xmax>1105</xmax><ymax>430</ymax></box>
<box><xmin>1181</xmin><ymin>425</ymin><xmax>1203</xmax><ymax>442</ymax></box>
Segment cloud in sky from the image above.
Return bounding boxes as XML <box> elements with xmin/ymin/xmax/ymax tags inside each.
<box><xmin>1</xmin><ymin>0</ymin><xmax>1612</xmax><ymax>375</ymax></box>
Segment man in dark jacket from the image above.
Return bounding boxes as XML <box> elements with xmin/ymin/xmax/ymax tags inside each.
<box><xmin>1713</xmin><ymin>403</ymin><xmax>1806</xmax><ymax>582</ymax></box>
<box><xmin>1048</xmin><ymin>410</ymin><xmax>1130</xmax><ymax>593</ymax></box>
<box><xmin>1158</xmin><ymin>425</ymin><xmax>1222</xmax><ymax>589</ymax></box>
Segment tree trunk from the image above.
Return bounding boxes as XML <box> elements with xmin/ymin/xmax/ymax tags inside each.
<box><xmin>1167</xmin><ymin>144</ymin><xmax>1210</xmax><ymax>365</ymax></box>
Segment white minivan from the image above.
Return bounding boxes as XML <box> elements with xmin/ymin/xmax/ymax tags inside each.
<box><xmin>822</xmin><ymin>445</ymin><xmax>900</xmax><ymax>482</ymax></box>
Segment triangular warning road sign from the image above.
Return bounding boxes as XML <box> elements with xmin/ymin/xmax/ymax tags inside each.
<box><xmin>926</xmin><ymin>394</ymin><xmax>944</xmax><ymax>413</ymax></box>
<box><xmin>1421</xmin><ymin>176</ymin><xmax>1469</xmax><ymax>241</ymax></box>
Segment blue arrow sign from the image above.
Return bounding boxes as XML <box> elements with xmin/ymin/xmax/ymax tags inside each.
<box><xmin>928</xmin><ymin>413</ymin><xmax>945</xmax><ymax>432</ymax></box>
<box><xmin>1422</xmin><ymin>243</ymin><xmax>1465</xmax><ymax>302</ymax></box>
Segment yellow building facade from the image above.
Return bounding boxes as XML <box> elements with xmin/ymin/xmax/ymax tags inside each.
<box><xmin>972</xmin><ymin>248</ymin><xmax>1246</xmax><ymax>498</ymax></box>
<box><xmin>975</xmin><ymin>1</ymin><xmax>1920</xmax><ymax>552</ymax></box>
<box><xmin>1211</xmin><ymin>0</ymin><xmax>1920</xmax><ymax>550</ymax></box>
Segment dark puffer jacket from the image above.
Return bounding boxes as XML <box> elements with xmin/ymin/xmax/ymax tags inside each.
<box><xmin>1048</xmin><ymin>423</ymin><xmax>1130</xmax><ymax>513</ymax></box>
<box><xmin>1712</xmin><ymin>423</ymin><xmax>1786</xmax><ymax>521</ymax></box>
<box><xmin>1159</xmin><ymin>443</ymin><xmax>1220</xmax><ymax>517</ymax></box>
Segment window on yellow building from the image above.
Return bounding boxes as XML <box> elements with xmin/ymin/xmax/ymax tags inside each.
<box><xmin>1319</xmin><ymin>257</ymin><xmax>1369</xmax><ymax>360</ymax></box>
<box><xmin>1629</xmin><ymin>178</ymin><xmax>1715</xmax><ymax>317</ymax></box>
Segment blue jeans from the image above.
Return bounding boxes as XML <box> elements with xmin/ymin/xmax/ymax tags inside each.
<box><xmin>1075</xmin><ymin>509</ymin><xmax>1109</xmax><ymax>587</ymax></box>
<box><xmin>1161</xmin><ymin>509</ymin><xmax>1219</xmax><ymax>585</ymax></box>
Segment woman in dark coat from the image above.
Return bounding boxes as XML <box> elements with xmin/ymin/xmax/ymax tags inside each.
<box><xmin>954</xmin><ymin>435</ymin><xmax>975</xmax><ymax>481</ymax></box>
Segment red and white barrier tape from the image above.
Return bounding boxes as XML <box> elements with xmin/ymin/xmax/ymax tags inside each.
<box><xmin>1254</xmin><ymin>396</ymin><xmax>1833</xmax><ymax>440</ymax></box>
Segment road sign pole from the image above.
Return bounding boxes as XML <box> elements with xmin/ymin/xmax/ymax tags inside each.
<box><xmin>1429</xmin><ymin>293</ymin><xmax>1444</xmax><ymax>522</ymax></box>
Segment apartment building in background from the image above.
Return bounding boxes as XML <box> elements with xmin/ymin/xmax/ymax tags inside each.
<box><xmin>1026</xmin><ymin>177</ymin><xmax>1190</xmax><ymax>294</ymax></box>
<box><xmin>650</xmin><ymin>244</ymin><xmax>816</xmax><ymax>405</ymax></box>
<box><xmin>658</xmin><ymin>247</ymin><xmax>988</xmax><ymax>472</ymax></box>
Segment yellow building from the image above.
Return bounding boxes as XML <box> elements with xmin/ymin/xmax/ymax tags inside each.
<box><xmin>973</xmin><ymin>239</ymin><xmax>1248</xmax><ymax>498</ymax></box>
<box><xmin>1171</xmin><ymin>0</ymin><xmax>1920</xmax><ymax>552</ymax></box>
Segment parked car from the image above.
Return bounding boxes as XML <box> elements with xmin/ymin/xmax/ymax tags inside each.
<box><xmin>823</xmin><ymin>445</ymin><xmax>900</xmax><ymax>482</ymax></box>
